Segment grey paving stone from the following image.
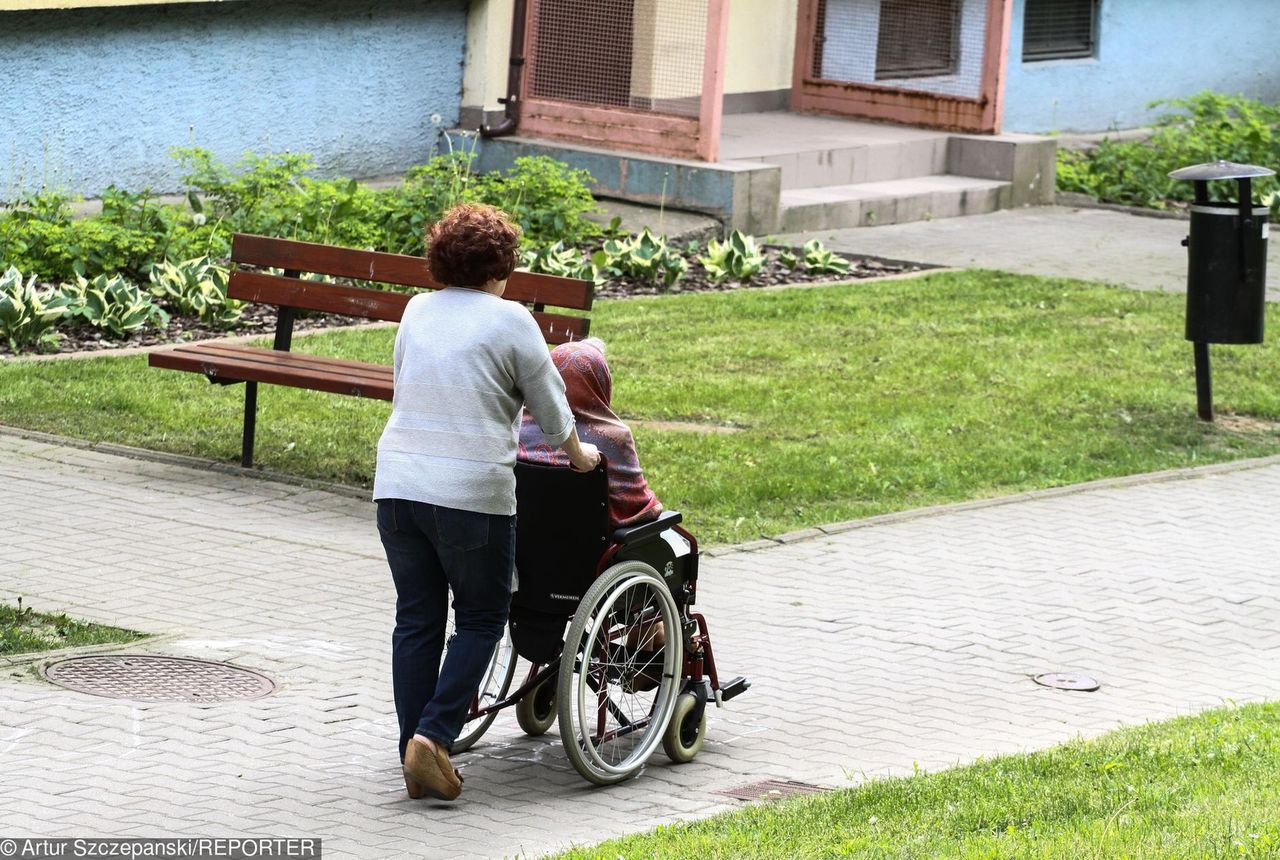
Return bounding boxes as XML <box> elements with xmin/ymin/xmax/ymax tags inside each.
<box><xmin>3</xmin><ymin>433</ymin><xmax>1280</xmax><ymax>858</ymax></box>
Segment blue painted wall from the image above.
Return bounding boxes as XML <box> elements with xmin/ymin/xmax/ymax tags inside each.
<box><xmin>0</xmin><ymin>0</ymin><xmax>467</xmax><ymax>200</ymax></box>
<box><xmin>1003</xmin><ymin>0</ymin><xmax>1280</xmax><ymax>133</ymax></box>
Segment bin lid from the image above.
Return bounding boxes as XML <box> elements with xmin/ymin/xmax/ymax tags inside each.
<box><xmin>1168</xmin><ymin>160</ymin><xmax>1275</xmax><ymax>181</ymax></box>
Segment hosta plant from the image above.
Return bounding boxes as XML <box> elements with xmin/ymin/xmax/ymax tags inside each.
<box><xmin>520</xmin><ymin>242</ymin><xmax>592</xmax><ymax>280</ymax></box>
<box><xmin>700</xmin><ymin>230</ymin><xmax>766</xmax><ymax>282</ymax></box>
<box><xmin>0</xmin><ymin>267</ymin><xmax>69</xmax><ymax>352</ymax></box>
<box><xmin>779</xmin><ymin>239</ymin><xmax>852</xmax><ymax>275</ymax></box>
<box><xmin>595</xmin><ymin>228</ymin><xmax>687</xmax><ymax>288</ymax></box>
<box><xmin>65</xmin><ymin>273</ymin><xmax>169</xmax><ymax>339</ymax></box>
<box><xmin>149</xmin><ymin>256</ymin><xmax>243</xmax><ymax>328</ymax></box>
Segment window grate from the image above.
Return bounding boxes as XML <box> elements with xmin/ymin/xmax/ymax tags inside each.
<box><xmin>876</xmin><ymin>0</ymin><xmax>961</xmax><ymax>80</ymax></box>
<box><xmin>1023</xmin><ymin>0</ymin><xmax>1098</xmax><ymax>61</ymax></box>
<box><xmin>810</xmin><ymin>0</ymin><xmax>987</xmax><ymax>100</ymax></box>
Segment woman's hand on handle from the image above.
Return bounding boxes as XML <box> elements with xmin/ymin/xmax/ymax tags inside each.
<box><xmin>560</xmin><ymin>427</ymin><xmax>601</xmax><ymax>472</ymax></box>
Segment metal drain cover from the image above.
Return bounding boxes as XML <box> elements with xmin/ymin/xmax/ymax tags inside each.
<box><xmin>42</xmin><ymin>654</ymin><xmax>275</xmax><ymax>703</ymax></box>
<box><xmin>717</xmin><ymin>779</ymin><xmax>830</xmax><ymax>801</ymax></box>
<box><xmin>1034</xmin><ymin>672</ymin><xmax>1100</xmax><ymax>692</ymax></box>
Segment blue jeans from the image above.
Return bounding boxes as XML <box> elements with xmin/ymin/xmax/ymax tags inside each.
<box><xmin>377</xmin><ymin>498</ymin><xmax>515</xmax><ymax>759</ymax></box>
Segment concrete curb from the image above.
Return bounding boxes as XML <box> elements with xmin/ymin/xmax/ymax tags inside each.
<box><xmin>5</xmin><ymin>422</ymin><xmax>1280</xmax><ymax>557</ymax></box>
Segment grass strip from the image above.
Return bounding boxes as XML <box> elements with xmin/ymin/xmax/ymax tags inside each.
<box><xmin>549</xmin><ymin>702</ymin><xmax>1280</xmax><ymax>859</ymax></box>
<box><xmin>3</xmin><ymin>271</ymin><xmax>1280</xmax><ymax>545</ymax></box>
<box><xmin>0</xmin><ymin>600</ymin><xmax>146</xmax><ymax>655</ymax></box>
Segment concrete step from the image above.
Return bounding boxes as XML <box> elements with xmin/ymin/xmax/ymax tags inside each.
<box><xmin>737</xmin><ymin>136</ymin><xmax>951</xmax><ymax>190</ymax></box>
<box><xmin>779</xmin><ymin>174</ymin><xmax>1012</xmax><ymax>231</ymax></box>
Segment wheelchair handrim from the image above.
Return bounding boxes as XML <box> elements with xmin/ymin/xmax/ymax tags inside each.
<box><xmin>571</xmin><ymin>571</ymin><xmax>681</xmax><ymax>776</ymax></box>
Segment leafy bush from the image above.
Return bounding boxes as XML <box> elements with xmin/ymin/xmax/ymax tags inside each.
<box><xmin>0</xmin><ymin>266</ymin><xmax>68</xmax><ymax>352</ymax></box>
<box><xmin>0</xmin><ymin>189</ymin><xmax>181</xmax><ymax>282</ymax></box>
<box><xmin>149</xmin><ymin>256</ymin><xmax>242</xmax><ymax>329</ymax></box>
<box><xmin>700</xmin><ymin>230</ymin><xmax>766</xmax><ymax>282</ymax></box>
<box><xmin>595</xmin><ymin>228</ymin><xmax>687</xmax><ymax>288</ymax></box>
<box><xmin>779</xmin><ymin>239</ymin><xmax>851</xmax><ymax>274</ymax></box>
<box><xmin>1058</xmin><ymin>92</ymin><xmax>1280</xmax><ymax>209</ymax></box>
<box><xmin>1</xmin><ymin>147</ymin><xmax>604</xmax><ymax>289</ymax></box>
<box><xmin>498</xmin><ymin>156</ymin><xmax>601</xmax><ymax>246</ymax></box>
<box><xmin>520</xmin><ymin>241</ymin><xmax>595</xmax><ymax>282</ymax></box>
<box><xmin>64</xmin><ymin>273</ymin><xmax>168</xmax><ymax>338</ymax></box>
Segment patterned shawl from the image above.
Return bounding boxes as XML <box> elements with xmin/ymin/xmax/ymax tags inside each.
<box><xmin>518</xmin><ymin>341</ymin><xmax>663</xmax><ymax>529</ymax></box>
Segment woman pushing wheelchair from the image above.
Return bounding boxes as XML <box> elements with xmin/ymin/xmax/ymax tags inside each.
<box><xmin>373</xmin><ymin>203</ymin><xmax>599</xmax><ymax>802</ymax></box>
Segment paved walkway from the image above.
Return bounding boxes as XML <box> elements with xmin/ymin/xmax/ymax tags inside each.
<box><xmin>778</xmin><ymin>204</ymin><xmax>1280</xmax><ymax>300</ymax></box>
<box><xmin>3</xmin><ymin>433</ymin><xmax>1280</xmax><ymax>857</ymax></box>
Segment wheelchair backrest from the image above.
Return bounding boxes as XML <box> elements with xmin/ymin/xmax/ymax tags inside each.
<box><xmin>512</xmin><ymin>460</ymin><xmax>610</xmax><ymax>615</ymax></box>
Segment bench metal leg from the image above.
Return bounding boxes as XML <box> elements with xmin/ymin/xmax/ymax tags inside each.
<box><xmin>242</xmin><ymin>381</ymin><xmax>258</xmax><ymax>468</ymax></box>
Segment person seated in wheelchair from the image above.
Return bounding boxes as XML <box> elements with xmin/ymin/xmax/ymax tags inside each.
<box><xmin>517</xmin><ymin>336</ymin><xmax>668</xmax><ymax>667</ymax></box>
<box><xmin>518</xmin><ymin>337</ymin><xmax>663</xmax><ymax>530</ymax></box>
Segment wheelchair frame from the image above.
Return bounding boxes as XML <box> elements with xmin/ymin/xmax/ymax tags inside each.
<box><xmin>448</xmin><ymin>461</ymin><xmax>749</xmax><ymax>785</ymax></box>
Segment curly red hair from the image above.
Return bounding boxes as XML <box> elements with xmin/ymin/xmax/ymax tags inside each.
<box><xmin>426</xmin><ymin>203</ymin><xmax>523</xmax><ymax>287</ymax></box>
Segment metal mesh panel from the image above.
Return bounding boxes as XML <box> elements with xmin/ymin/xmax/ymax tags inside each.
<box><xmin>811</xmin><ymin>0</ymin><xmax>988</xmax><ymax>99</ymax></box>
<box><xmin>527</xmin><ymin>0</ymin><xmax>708</xmax><ymax>117</ymax></box>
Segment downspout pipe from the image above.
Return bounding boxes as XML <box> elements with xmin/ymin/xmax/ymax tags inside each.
<box><xmin>480</xmin><ymin>0</ymin><xmax>529</xmax><ymax>138</ymax></box>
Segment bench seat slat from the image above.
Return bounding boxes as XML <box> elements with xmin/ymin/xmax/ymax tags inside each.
<box><xmin>149</xmin><ymin>344</ymin><xmax>394</xmax><ymax>401</ymax></box>
<box><xmin>231</xmin><ymin>233</ymin><xmax>593</xmax><ymax>310</ymax></box>
<box><xmin>178</xmin><ymin>342</ymin><xmax>394</xmax><ymax>383</ymax></box>
<box><xmin>229</xmin><ymin>271</ymin><xmax>590</xmax><ymax>344</ymax></box>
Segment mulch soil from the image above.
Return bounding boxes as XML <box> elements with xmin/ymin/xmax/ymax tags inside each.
<box><xmin>2</xmin><ymin>248</ymin><xmax>927</xmax><ymax>358</ymax></box>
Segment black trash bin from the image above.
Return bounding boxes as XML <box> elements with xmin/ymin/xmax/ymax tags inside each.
<box><xmin>1169</xmin><ymin>160</ymin><xmax>1274</xmax><ymax>420</ymax></box>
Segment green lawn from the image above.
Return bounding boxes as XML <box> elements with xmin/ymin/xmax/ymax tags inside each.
<box><xmin>1</xmin><ymin>600</ymin><xmax>146</xmax><ymax>655</ymax></box>
<box><xmin>3</xmin><ymin>270</ymin><xmax>1280</xmax><ymax>545</ymax></box>
<box><xmin>548</xmin><ymin>702</ymin><xmax>1280</xmax><ymax>859</ymax></box>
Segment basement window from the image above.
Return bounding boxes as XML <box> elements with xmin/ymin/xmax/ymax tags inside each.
<box><xmin>1023</xmin><ymin>0</ymin><xmax>1098</xmax><ymax>61</ymax></box>
<box><xmin>875</xmin><ymin>0</ymin><xmax>961</xmax><ymax>80</ymax></box>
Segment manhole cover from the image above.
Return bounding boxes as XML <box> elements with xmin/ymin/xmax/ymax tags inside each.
<box><xmin>41</xmin><ymin>655</ymin><xmax>275</xmax><ymax>703</ymax></box>
<box><xmin>717</xmin><ymin>779</ymin><xmax>830</xmax><ymax>801</ymax></box>
<box><xmin>1034</xmin><ymin>672</ymin><xmax>1100</xmax><ymax>692</ymax></box>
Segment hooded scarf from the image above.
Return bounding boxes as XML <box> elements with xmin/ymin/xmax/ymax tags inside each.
<box><xmin>518</xmin><ymin>341</ymin><xmax>663</xmax><ymax>529</ymax></box>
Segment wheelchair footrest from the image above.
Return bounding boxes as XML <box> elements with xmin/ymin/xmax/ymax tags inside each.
<box><xmin>717</xmin><ymin>676</ymin><xmax>750</xmax><ymax>704</ymax></box>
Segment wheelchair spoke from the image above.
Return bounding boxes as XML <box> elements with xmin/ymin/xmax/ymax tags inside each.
<box><xmin>559</xmin><ymin>565</ymin><xmax>683</xmax><ymax>780</ymax></box>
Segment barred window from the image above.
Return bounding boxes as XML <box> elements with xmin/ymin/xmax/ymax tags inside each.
<box><xmin>875</xmin><ymin>0</ymin><xmax>961</xmax><ymax>80</ymax></box>
<box><xmin>1023</xmin><ymin>0</ymin><xmax>1098</xmax><ymax>61</ymax></box>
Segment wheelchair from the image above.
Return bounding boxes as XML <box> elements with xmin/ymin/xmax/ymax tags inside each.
<box><xmin>446</xmin><ymin>459</ymin><xmax>749</xmax><ymax>785</ymax></box>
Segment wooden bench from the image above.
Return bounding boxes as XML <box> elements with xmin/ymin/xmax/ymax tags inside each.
<box><xmin>149</xmin><ymin>233</ymin><xmax>593</xmax><ymax>468</ymax></box>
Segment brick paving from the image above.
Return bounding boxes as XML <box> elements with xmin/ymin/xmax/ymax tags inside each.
<box><xmin>2</xmin><ymin>432</ymin><xmax>1280</xmax><ymax>858</ymax></box>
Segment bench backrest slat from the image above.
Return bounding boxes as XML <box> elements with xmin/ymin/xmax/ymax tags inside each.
<box><xmin>229</xmin><ymin>271</ymin><xmax>590</xmax><ymax>344</ymax></box>
<box><xmin>231</xmin><ymin>233</ymin><xmax>593</xmax><ymax>310</ymax></box>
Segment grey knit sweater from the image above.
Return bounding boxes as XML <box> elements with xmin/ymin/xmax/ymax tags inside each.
<box><xmin>373</xmin><ymin>288</ymin><xmax>575</xmax><ymax>515</ymax></box>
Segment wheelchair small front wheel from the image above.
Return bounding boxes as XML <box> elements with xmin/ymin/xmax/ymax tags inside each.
<box><xmin>662</xmin><ymin>692</ymin><xmax>707</xmax><ymax>763</ymax></box>
<box><xmin>450</xmin><ymin>626</ymin><xmax>517</xmax><ymax>753</ymax></box>
<box><xmin>515</xmin><ymin>673</ymin><xmax>557</xmax><ymax>737</ymax></box>
<box><xmin>557</xmin><ymin>560</ymin><xmax>683</xmax><ymax>785</ymax></box>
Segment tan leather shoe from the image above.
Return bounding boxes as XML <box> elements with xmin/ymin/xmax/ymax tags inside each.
<box><xmin>403</xmin><ymin>737</ymin><xmax>462</xmax><ymax>801</ymax></box>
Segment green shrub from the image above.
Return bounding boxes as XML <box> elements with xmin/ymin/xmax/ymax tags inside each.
<box><xmin>595</xmin><ymin>228</ymin><xmax>687</xmax><ymax>288</ymax></box>
<box><xmin>149</xmin><ymin>256</ymin><xmax>242</xmax><ymax>329</ymax></box>
<box><xmin>2</xmin><ymin>148</ymin><xmax>604</xmax><ymax>287</ymax></box>
<box><xmin>498</xmin><ymin>156</ymin><xmax>601</xmax><ymax>246</ymax></box>
<box><xmin>0</xmin><ymin>188</ymin><xmax>181</xmax><ymax>282</ymax></box>
<box><xmin>1058</xmin><ymin>91</ymin><xmax>1280</xmax><ymax>209</ymax></box>
<box><xmin>64</xmin><ymin>273</ymin><xmax>168</xmax><ymax>339</ymax></box>
<box><xmin>520</xmin><ymin>241</ymin><xmax>594</xmax><ymax>282</ymax></box>
<box><xmin>779</xmin><ymin>238</ymin><xmax>851</xmax><ymax>274</ymax></box>
<box><xmin>0</xmin><ymin>266</ymin><xmax>68</xmax><ymax>352</ymax></box>
<box><xmin>700</xmin><ymin>230</ymin><xmax>766</xmax><ymax>282</ymax></box>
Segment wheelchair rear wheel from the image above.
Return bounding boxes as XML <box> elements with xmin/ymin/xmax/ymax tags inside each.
<box><xmin>450</xmin><ymin>625</ymin><xmax>517</xmax><ymax>753</ymax></box>
<box><xmin>557</xmin><ymin>560</ymin><xmax>683</xmax><ymax>785</ymax></box>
